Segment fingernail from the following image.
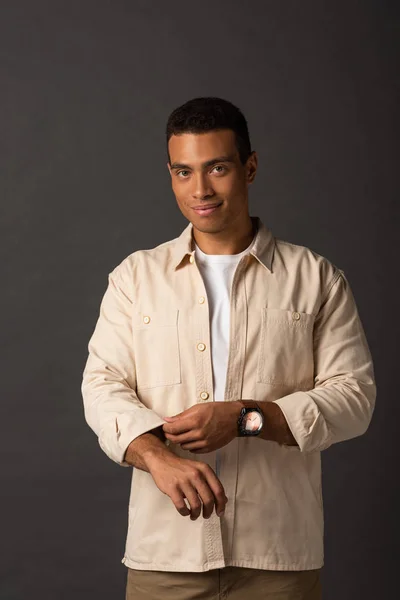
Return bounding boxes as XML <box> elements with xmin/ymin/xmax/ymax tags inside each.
<box><xmin>218</xmin><ymin>511</ymin><xmax>225</xmax><ymax>517</ymax></box>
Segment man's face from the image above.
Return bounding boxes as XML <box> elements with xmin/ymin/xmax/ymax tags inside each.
<box><xmin>167</xmin><ymin>129</ymin><xmax>256</xmax><ymax>235</ymax></box>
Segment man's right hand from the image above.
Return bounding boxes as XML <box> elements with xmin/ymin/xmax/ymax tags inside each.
<box><xmin>144</xmin><ymin>448</ymin><xmax>228</xmax><ymax>521</ymax></box>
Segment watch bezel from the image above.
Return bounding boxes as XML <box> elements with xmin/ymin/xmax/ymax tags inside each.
<box><xmin>237</xmin><ymin>406</ymin><xmax>264</xmax><ymax>436</ymax></box>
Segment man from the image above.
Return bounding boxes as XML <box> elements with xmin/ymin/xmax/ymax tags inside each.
<box><xmin>81</xmin><ymin>97</ymin><xmax>376</xmax><ymax>600</ymax></box>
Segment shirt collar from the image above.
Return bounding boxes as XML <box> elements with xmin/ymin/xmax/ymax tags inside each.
<box><xmin>172</xmin><ymin>215</ymin><xmax>276</xmax><ymax>272</ymax></box>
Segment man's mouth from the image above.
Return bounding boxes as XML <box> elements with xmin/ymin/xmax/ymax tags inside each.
<box><xmin>192</xmin><ymin>202</ymin><xmax>223</xmax><ymax>216</ymax></box>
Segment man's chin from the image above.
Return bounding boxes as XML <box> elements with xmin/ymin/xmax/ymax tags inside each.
<box><xmin>191</xmin><ymin>221</ymin><xmax>226</xmax><ymax>235</ymax></box>
<box><xmin>188</xmin><ymin>212</ymin><xmax>228</xmax><ymax>232</ymax></box>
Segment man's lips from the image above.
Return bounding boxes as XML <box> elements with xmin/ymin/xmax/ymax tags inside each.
<box><xmin>192</xmin><ymin>202</ymin><xmax>223</xmax><ymax>216</ymax></box>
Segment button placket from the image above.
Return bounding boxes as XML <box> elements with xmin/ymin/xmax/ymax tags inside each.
<box><xmin>192</xmin><ymin>265</ymin><xmax>213</xmax><ymax>406</ymax></box>
<box><xmin>221</xmin><ymin>258</ymin><xmax>248</xmax><ymax>563</ymax></box>
<box><xmin>189</xmin><ymin>254</ymin><xmax>223</xmax><ymax>566</ymax></box>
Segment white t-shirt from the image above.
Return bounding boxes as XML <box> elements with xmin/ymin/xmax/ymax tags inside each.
<box><xmin>194</xmin><ymin>234</ymin><xmax>256</xmax><ymax>476</ymax></box>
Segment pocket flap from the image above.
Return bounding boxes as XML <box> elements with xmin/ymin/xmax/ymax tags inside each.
<box><xmin>132</xmin><ymin>309</ymin><xmax>179</xmax><ymax>330</ymax></box>
<box><xmin>263</xmin><ymin>308</ymin><xmax>315</xmax><ymax>328</ymax></box>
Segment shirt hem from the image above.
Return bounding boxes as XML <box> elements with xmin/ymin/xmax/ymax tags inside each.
<box><xmin>122</xmin><ymin>555</ymin><xmax>226</xmax><ymax>572</ymax></box>
<box><xmin>121</xmin><ymin>555</ymin><xmax>324</xmax><ymax>573</ymax></box>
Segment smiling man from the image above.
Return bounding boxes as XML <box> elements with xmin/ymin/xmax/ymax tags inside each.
<box><xmin>82</xmin><ymin>97</ymin><xmax>376</xmax><ymax>600</ymax></box>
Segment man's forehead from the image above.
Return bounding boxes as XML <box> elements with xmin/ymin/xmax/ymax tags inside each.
<box><xmin>168</xmin><ymin>130</ymin><xmax>238</xmax><ymax>165</ymax></box>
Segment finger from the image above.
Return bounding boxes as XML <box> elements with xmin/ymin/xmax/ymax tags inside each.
<box><xmin>180</xmin><ymin>440</ymin><xmax>207</xmax><ymax>451</ymax></box>
<box><xmin>192</xmin><ymin>476</ymin><xmax>216</xmax><ymax>520</ymax></box>
<box><xmin>163</xmin><ymin>421</ymin><xmax>193</xmax><ymax>436</ymax></box>
<box><xmin>165</xmin><ymin>430</ymin><xmax>201</xmax><ymax>445</ymax></box>
<box><xmin>180</xmin><ymin>483</ymin><xmax>202</xmax><ymax>521</ymax></box>
<box><xmin>169</xmin><ymin>488</ymin><xmax>191</xmax><ymax>518</ymax></box>
<box><xmin>200</xmin><ymin>465</ymin><xmax>228</xmax><ymax>517</ymax></box>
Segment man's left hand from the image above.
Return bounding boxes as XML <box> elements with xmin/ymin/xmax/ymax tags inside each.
<box><xmin>162</xmin><ymin>402</ymin><xmax>239</xmax><ymax>453</ymax></box>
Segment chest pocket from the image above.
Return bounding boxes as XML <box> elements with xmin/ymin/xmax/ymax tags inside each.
<box><xmin>256</xmin><ymin>308</ymin><xmax>315</xmax><ymax>388</ymax></box>
<box><xmin>131</xmin><ymin>309</ymin><xmax>181</xmax><ymax>390</ymax></box>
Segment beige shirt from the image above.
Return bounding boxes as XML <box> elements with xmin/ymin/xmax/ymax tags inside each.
<box><xmin>81</xmin><ymin>216</ymin><xmax>376</xmax><ymax>573</ymax></box>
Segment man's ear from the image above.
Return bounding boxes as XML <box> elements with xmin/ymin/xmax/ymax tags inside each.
<box><xmin>247</xmin><ymin>151</ymin><xmax>258</xmax><ymax>184</ymax></box>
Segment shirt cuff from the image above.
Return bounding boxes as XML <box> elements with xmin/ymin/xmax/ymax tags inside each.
<box><xmin>273</xmin><ymin>392</ymin><xmax>333</xmax><ymax>453</ymax></box>
<box><xmin>99</xmin><ymin>409</ymin><xmax>167</xmax><ymax>466</ymax></box>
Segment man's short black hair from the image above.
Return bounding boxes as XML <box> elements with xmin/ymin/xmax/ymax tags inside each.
<box><xmin>166</xmin><ymin>97</ymin><xmax>252</xmax><ymax>165</ymax></box>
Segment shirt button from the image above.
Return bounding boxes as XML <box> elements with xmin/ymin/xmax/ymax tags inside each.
<box><xmin>197</xmin><ymin>342</ymin><xmax>206</xmax><ymax>352</ymax></box>
<box><xmin>143</xmin><ymin>316</ymin><xmax>151</xmax><ymax>324</ymax></box>
<box><xmin>200</xmin><ymin>391</ymin><xmax>209</xmax><ymax>400</ymax></box>
<box><xmin>198</xmin><ymin>296</ymin><xmax>205</xmax><ymax>304</ymax></box>
<box><xmin>189</xmin><ymin>255</ymin><xmax>195</xmax><ymax>263</ymax></box>
<box><xmin>292</xmin><ymin>311</ymin><xmax>300</xmax><ymax>321</ymax></box>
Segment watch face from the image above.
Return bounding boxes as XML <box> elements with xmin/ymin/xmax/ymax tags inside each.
<box><xmin>243</xmin><ymin>411</ymin><xmax>262</xmax><ymax>432</ymax></box>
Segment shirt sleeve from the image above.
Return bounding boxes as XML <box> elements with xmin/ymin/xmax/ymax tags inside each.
<box><xmin>273</xmin><ymin>269</ymin><xmax>376</xmax><ymax>453</ymax></box>
<box><xmin>81</xmin><ymin>266</ymin><xmax>166</xmax><ymax>466</ymax></box>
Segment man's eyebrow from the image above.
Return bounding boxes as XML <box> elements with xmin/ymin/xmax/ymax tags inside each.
<box><xmin>170</xmin><ymin>154</ymin><xmax>236</xmax><ymax>170</ymax></box>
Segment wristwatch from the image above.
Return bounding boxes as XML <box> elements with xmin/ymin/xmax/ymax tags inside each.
<box><xmin>237</xmin><ymin>406</ymin><xmax>264</xmax><ymax>437</ymax></box>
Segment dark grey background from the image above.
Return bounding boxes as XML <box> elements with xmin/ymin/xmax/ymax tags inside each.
<box><xmin>1</xmin><ymin>1</ymin><xmax>398</xmax><ymax>598</ymax></box>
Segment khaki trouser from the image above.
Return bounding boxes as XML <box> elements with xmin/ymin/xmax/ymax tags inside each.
<box><xmin>125</xmin><ymin>566</ymin><xmax>322</xmax><ymax>600</ymax></box>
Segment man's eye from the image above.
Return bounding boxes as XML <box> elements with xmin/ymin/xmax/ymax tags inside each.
<box><xmin>176</xmin><ymin>166</ymin><xmax>226</xmax><ymax>178</ymax></box>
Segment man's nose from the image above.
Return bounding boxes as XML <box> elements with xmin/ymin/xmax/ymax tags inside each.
<box><xmin>192</xmin><ymin>172</ymin><xmax>214</xmax><ymax>200</ymax></box>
